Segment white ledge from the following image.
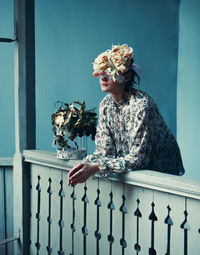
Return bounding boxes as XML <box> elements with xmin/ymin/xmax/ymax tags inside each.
<box><xmin>0</xmin><ymin>157</ymin><xmax>13</xmax><ymax>166</ymax></box>
<box><xmin>23</xmin><ymin>150</ymin><xmax>200</xmax><ymax>200</ymax></box>
<box><xmin>23</xmin><ymin>149</ymin><xmax>81</xmax><ymax>170</ymax></box>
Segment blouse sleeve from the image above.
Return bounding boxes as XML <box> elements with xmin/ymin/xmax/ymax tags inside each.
<box><xmin>84</xmin><ymin>101</ymin><xmax>153</xmax><ymax>177</ymax></box>
<box><xmin>84</xmin><ymin>101</ymin><xmax>117</xmax><ymax>167</ymax></box>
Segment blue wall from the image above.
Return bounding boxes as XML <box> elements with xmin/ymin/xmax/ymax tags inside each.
<box><xmin>177</xmin><ymin>0</ymin><xmax>200</xmax><ymax>180</ymax></box>
<box><xmin>0</xmin><ymin>0</ymin><xmax>14</xmax><ymax>157</ymax></box>
<box><xmin>35</xmin><ymin>0</ymin><xmax>179</xmax><ymax>154</ymax></box>
<box><xmin>1</xmin><ymin>0</ymin><xmax>183</xmax><ymax>169</ymax></box>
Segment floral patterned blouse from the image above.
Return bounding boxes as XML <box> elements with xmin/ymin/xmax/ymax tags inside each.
<box><xmin>84</xmin><ymin>89</ymin><xmax>184</xmax><ymax>177</ymax></box>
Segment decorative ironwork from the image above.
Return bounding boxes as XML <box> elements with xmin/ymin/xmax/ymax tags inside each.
<box><xmin>70</xmin><ymin>186</ymin><xmax>76</xmax><ymax>255</ymax></box>
<box><xmin>35</xmin><ymin>175</ymin><xmax>41</xmax><ymax>254</ymax></box>
<box><xmin>164</xmin><ymin>205</ymin><xmax>173</xmax><ymax>255</ymax></box>
<box><xmin>82</xmin><ymin>184</ymin><xmax>89</xmax><ymax>255</ymax></box>
<box><xmin>149</xmin><ymin>202</ymin><xmax>158</xmax><ymax>255</ymax></box>
<box><xmin>58</xmin><ymin>180</ymin><xmax>65</xmax><ymax>255</ymax></box>
<box><xmin>107</xmin><ymin>191</ymin><xmax>115</xmax><ymax>255</ymax></box>
<box><xmin>180</xmin><ymin>210</ymin><xmax>190</xmax><ymax>255</ymax></box>
<box><xmin>134</xmin><ymin>199</ymin><xmax>142</xmax><ymax>254</ymax></box>
<box><xmin>119</xmin><ymin>194</ymin><xmax>128</xmax><ymax>255</ymax></box>
<box><xmin>94</xmin><ymin>179</ymin><xmax>102</xmax><ymax>255</ymax></box>
<box><xmin>46</xmin><ymin>178</ymin><xmax>53</xmax><ymax>254</ymax></box>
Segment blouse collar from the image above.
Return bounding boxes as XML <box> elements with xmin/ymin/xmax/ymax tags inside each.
<box><xmin>109</xmin><ymin>89</ymin><xmax>134</xmax><ymax>107</ymax></box>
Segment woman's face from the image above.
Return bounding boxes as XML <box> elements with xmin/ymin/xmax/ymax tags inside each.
<box><xmin>99</xmin><ymin>75</ymin><xmax>124</xmax><ymax>94</ymax></box>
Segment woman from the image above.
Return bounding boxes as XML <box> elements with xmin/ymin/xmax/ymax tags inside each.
<box><xmin>68</xmin><ymin>44</ymin><xmax>184</xmax><ymax>186</ymax></box>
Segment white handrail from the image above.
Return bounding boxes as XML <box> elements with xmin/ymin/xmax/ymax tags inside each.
<box><xmin>23</xmin><ymin>149</ymin><xmax>200</xmax><ymax>200</ymax></box>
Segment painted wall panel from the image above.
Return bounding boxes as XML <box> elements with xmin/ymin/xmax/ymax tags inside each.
<box><xmin>0</xmin><ymin>0</ymin><xmax>15</xmax><ymax>157</ymax></box>
<box><xmin>177</xmin><ymin>0</ymin><xmax>200</xmax><ymax>180</ymax></box>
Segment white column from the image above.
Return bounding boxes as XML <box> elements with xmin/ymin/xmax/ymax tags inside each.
<box><xmin>13</xmin><ymin>0</ymin><xmax>35</xmax><ymax>254</ymax></box>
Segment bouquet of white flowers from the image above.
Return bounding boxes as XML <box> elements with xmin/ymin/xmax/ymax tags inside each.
<box><xmin>52</xmin><ymin>101</ymin><xmax>97</xmax><ymax>159</ymax></box>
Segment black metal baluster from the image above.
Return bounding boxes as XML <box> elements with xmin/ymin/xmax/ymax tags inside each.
<box><xmin>70</xmin><ymin>186</ymin><xmax>76</xmax><ymax>255</ymax></box>
<box><xmin>58</xmin><ymin>180</ymin><xmax>65</xmax><ymax>255</ymax></box>
<box><xmin>107</xmin><ymin>190</ymin><xmax>115</xmax><ymax>255</ymax></box>
<box><xmin>180</xmin><ymin>210</ymin><xmax>190</xmax><ymax>255</ymax></box>
<box><xmin>46</xmin><ymin>178</ymin><xmax>53</xmax><ymax>254</ymax></box>
<box><xmin>35</xmin><ymin>175</ymin><xmax>41</xmax><ymax>254</ymax></box>
<box><xmin>164</xmin><ymin>206</ymin><xmax>173</xmax><ymax>255</ymax></box>
<box><xmin>94</xmin><ymin>179</ymin><xmax>102</xmax><ymax>255</ymax></box>
<box><xmin>120</xmin><ymin>194</ymin><xmax>128</xmax><ymax>255</ymax></box>
<box><xmin>149</xmin><ymin>202</ymin><xmax>158</xmax><ymax>255</ymax></box>
<box><xmin>134</xmin><ymin>199</ymin><xmax>142</xmax><ymax>254</ymax></box>
<box><xmin>29</xmin><ymin>172</ymin><xmax>32</xmax><ymax>251</ymax></box>
<box><xmin>82</xmin><ymin>184</ymin><xmax>89</xmax><ymax>255</ymax></box>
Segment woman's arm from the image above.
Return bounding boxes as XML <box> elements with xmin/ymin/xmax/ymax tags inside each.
<box><xmin>86</xmin><ymin>104</ymin><xmax>153</xmax><ymax>176</ymax></box>
<box><xmin>68</xmin><ymin>101</ymin><xmax>114</xmax><ymax>185</ymax></box>
<box><xmin>68</xmin><ymin>162</ymin><xmax>100</xmax><ymax>186</ymax></box>
<box><xmin>68</xmin><ymin>101</ymin><xmax>153</xmax><ymax>185</ymax></box>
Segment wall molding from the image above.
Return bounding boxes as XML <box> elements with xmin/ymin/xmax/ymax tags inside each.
<box><xmin>0</xmin><ymin>158</ymin><xmax>13</xmax><ymax>166</ymax></box>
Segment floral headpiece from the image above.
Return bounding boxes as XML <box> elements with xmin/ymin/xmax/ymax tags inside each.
<box><xmin>93</xmin><ymin>44</ymin><xmax>139</xmax><ymax>82</ymax></box>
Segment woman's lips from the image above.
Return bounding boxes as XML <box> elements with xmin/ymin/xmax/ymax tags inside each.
<box><xmin>101</xmin><ymin>83</ymin><xmax>108</xmax><ymax>87</ymax></box>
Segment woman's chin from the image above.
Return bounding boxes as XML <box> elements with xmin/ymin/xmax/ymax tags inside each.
<box><xmin>101</xmin><ymin>86</ymin><xmax>110</xmax><ymax>92</ymax></box>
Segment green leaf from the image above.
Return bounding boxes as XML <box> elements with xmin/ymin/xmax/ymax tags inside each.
<box><xmin>65</xmin><ymin>112</ymin><xmax>72</xmax><ymax>125</ymax></box>
<box><xmin>82</xmin><ymin>101</ymin><xmax>86</xmax><ymax>111</ymax></box>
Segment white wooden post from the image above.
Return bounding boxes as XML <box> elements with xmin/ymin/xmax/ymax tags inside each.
<box><xmin>13</xmin><ymin>0</ymin><xmax>35</xmax><ymax>254</ymax></box>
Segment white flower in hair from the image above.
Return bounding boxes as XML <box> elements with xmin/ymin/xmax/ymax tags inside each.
<box><xmin>93</xmin><ymin>44</ymin><xmax>134</xmax><ymax>82</ymax></box>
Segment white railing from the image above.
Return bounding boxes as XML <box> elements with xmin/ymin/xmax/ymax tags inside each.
<box><xmin>22</xmin><ymin>150</ymin><xmax>200</xmax><ymax>255</ymax></box>
<box><xmin>0</xmin><ymin>158</ymin><xmax>14</xmax><ymax>255</ymax></box>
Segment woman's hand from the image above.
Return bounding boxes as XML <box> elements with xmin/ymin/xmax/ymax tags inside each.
<box><xmin>68</xmin><ymin>162</ymin><xmax>99</xmax><ymax>186</ymax></box>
